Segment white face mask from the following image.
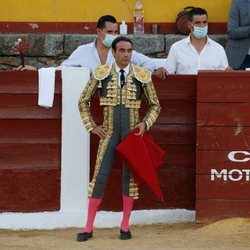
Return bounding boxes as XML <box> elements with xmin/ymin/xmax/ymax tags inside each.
<box><xmin>101</xmin><ymin>31</ymin><xmax>117</xmax><ymax>48</ymax></box>
<box><xmin>192</xmin><ymin>25</ymin><xmax>208</xmax><ymax>39</ymax></box>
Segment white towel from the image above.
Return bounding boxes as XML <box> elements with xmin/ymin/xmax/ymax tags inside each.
<box><xmin>38</xmin><ymin>67</ymin><xmax>56</xmax><ymax>108</ymax></box>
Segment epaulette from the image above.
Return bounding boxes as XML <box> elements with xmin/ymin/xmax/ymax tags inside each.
<box><xmin>93</xmin><ymin>64</ymin><xmax>112</xmax><ymax>80</ymax></box>
<box><xmin>132</xmin><ymin>65</ymin><xmax>151</xmax><ymax>83</ymax></box>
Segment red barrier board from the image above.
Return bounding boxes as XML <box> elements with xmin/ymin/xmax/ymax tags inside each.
<box><xmin>0</xmin><ymin>72</ymin><xmax>197</xmax><ymax>212</ymax></box>
<box><xmin>196</xmin><ymin>71</ymin><xmax>250</xmax><ymax>224</ymax></box>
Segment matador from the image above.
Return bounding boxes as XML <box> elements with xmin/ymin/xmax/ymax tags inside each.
<box><xmin>77</xmin><ymin>36</ymin><xmax>161</xmax><ymax>242</ymax></box>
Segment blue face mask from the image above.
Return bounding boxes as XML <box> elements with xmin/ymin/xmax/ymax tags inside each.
<box><xmin>101</xmin><ymin>32</ymin><xmax>117</xmax><ymax>48</ymax></box>
<box><xmin>193</xmin><ymin>25</ymin><xmax>208</xmax><ymax>39</ymax></box>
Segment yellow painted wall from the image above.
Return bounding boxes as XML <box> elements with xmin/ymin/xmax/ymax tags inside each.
<box><xmin>0</xmin><ymin>0</ymin><xmax>232</xmax><ymax>22</ymax></box>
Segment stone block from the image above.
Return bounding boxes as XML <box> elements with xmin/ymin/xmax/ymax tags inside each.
<box><xmin>0</xmin><ymin>56</ymin><xmax>20</xmax><ymax>70</ymax></box>
<box><xmin>0</xmin><ymin>34</ymin><xmax>64</xmax><ymax>56</ymax></box>
<box><xmin>43</xmin><ymin>34</ymin><xmax>64</xmax><ymax>56</ymax></box>
<box><xmin>127</xmin><ymin>35</ymin><xmax>165</xmax><ymax>55</ymax></box>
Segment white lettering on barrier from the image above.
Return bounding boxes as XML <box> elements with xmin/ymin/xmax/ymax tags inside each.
<box><xmin>242</xmin><ymin>169</ymin><xmax>250</xmax><ymax>181</ymax></box>
<box><xmin>211</xmin><ymin>169</ymin><xmax>227</xmax><ymax>181</ymax></box>
<box><xmin>209</xmin><ymin>151</ymin><xmax>250</xmax><ymax>181</ymax></box>
<box><xmin>228</xmin><ymin>151</ymin><xmax>250</xmax><ymax>162</ymax></box>
<box><xmin>211</xmin><ymin>169</ymin><xmax>250</xmax><ymax>181</ymax></box>
<box><xmin>229</xmin><ymin>169</ymin><xmax>242</xmax><ymax>181</ymax></box>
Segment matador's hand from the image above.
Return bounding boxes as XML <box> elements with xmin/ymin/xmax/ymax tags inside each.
<box><xmin>91</xmin><ymin>125</ymin><xmax>106</xmax><ymax>139</ymax></box>
<box><xmin>134</xmin><ymin>122</ymin><xmax>146</xmax><ymax>136</ymax></box>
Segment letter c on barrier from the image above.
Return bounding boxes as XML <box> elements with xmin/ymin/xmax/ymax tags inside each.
<box><xmin>228</xmin><ymin>151</ymin><xmax>250</xmax><ymax>162</ymax></box>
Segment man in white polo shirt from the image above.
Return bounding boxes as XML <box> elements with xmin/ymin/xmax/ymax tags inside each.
<box><xmin>162</xmin><ymin>7</ymin><xmax>229</xmax><ymax>75</ymax></box>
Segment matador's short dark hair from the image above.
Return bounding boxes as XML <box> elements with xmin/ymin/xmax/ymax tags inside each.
<box><xmin>111</xmin><ymin>36</ymin><xmax>134</xmax><ymax>51</ymax></box>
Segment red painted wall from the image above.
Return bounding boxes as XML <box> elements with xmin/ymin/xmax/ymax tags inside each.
<box><xmin>0</xmin><ymin>71</ymin><xmax>61</xmax><ymax>212</ymax></box>
<box><xmin>2</xmin><ymin>71</ymin><xmax>250</xmax><ymax>223</ymax></box>
<box><xmin>0</xmin><ymin>22</ymin><xmax>226</xmax><ymax>34</ymax></box>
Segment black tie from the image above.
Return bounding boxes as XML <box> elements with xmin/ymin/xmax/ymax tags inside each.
<box><xmin>120</xmin><ymin>69</ymin><xmax>125</xmax><ymax>88</ymax></box>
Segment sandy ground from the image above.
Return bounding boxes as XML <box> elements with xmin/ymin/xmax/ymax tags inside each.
<box><xmin>0</xmin><ymin>218</ymin><xmax>250</xmax><ymax>250</ymax></box>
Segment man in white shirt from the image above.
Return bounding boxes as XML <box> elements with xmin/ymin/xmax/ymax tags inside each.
<box><xmin>17</xmin><ymin>15</ymin><xmax>165</xmax><ymax>77</ymax></box>
<box><xmin>61</xmin><ymin>15</ymin><xmax>158</xmax><ymax>73</ymax></box>
<box><xmin>161</xmin><ymin>7</ymin><xmax>229</xmax><ymax>75</ymax></box>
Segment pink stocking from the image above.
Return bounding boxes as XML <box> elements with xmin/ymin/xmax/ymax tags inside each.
<box><xmin>84</xmin><ymin>198</ymin><xmax>102</xmax><ymax>233</ymax></box>
<box><xmin>120</xmin><ymin>195</ymin><xmax>134</xmax><ymax>232</ymax></box>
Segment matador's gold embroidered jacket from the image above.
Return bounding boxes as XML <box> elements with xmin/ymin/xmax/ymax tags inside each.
<box><xmin>78</xmin><ymin>63</ymin><xmax>161</xmax><ymax>133</ymax></box>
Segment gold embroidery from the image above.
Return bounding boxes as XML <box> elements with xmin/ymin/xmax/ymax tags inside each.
<box><xmin>127</xmin><ymin>82</ymin><xmax>137</xmax><ymax>92</ymax></box>
<box><xmin>78</xmin><ymin>76</ymin><xmax>99</xmax><ymax>132</ymax></box>
<box><xmin>93</xmin><ymin>63</ymin><xmax>112</xmax><ymax>80</ymax></box>
<box><xmin>100</xmin><ymin>97</ymin><xmax>117</xmax><ymax>106</ymax></box>
<box><xmin>107</xmin><ymin>89</ymin><xmax>117</xmax><ymax>97</ymax></box>
<box><xmin>107</xmin><ymin>81</ymin><xmax>117</xmax><ymax>89</ymax></box>
<box><xmin>125</xmin><ymin>99</ymin><xmax>141</xmax><ymax>108</ymax></box>
<box><xmin>129</xmin><ymin>175</ymin><xmax>139</xmax><ymax>199</ymax></box>
<box><xmin>127</xmin><ymin>91</ymin><xmax>136</xmax><ymax>100</ymax></box>
<box><xmin>142</xmin><ymin>80</ymin><xmax>161</xmax><ymax>130</ymax></box>
<box><xmin>132</xmin><ymin>65</ymin><xmax>151</xmax><ymax>83</ymax></box>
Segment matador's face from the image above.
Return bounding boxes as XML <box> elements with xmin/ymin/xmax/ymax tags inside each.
<box><xmin>112</xmin><ymin>41</ymin><xmax>133</xmax><ymax>68</ymax></box>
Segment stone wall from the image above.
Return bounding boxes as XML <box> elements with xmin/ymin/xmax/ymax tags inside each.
<box><xmin>0</xmin><ymin>34</ymin><xmax>228</xmax><ymax>70</ymax></box>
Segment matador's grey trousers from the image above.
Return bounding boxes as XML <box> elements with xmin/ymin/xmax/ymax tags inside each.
<box><xmin>91</xmin><ymin>104</ymin><xmax>132</xmax><ymax>198</ymax></box>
